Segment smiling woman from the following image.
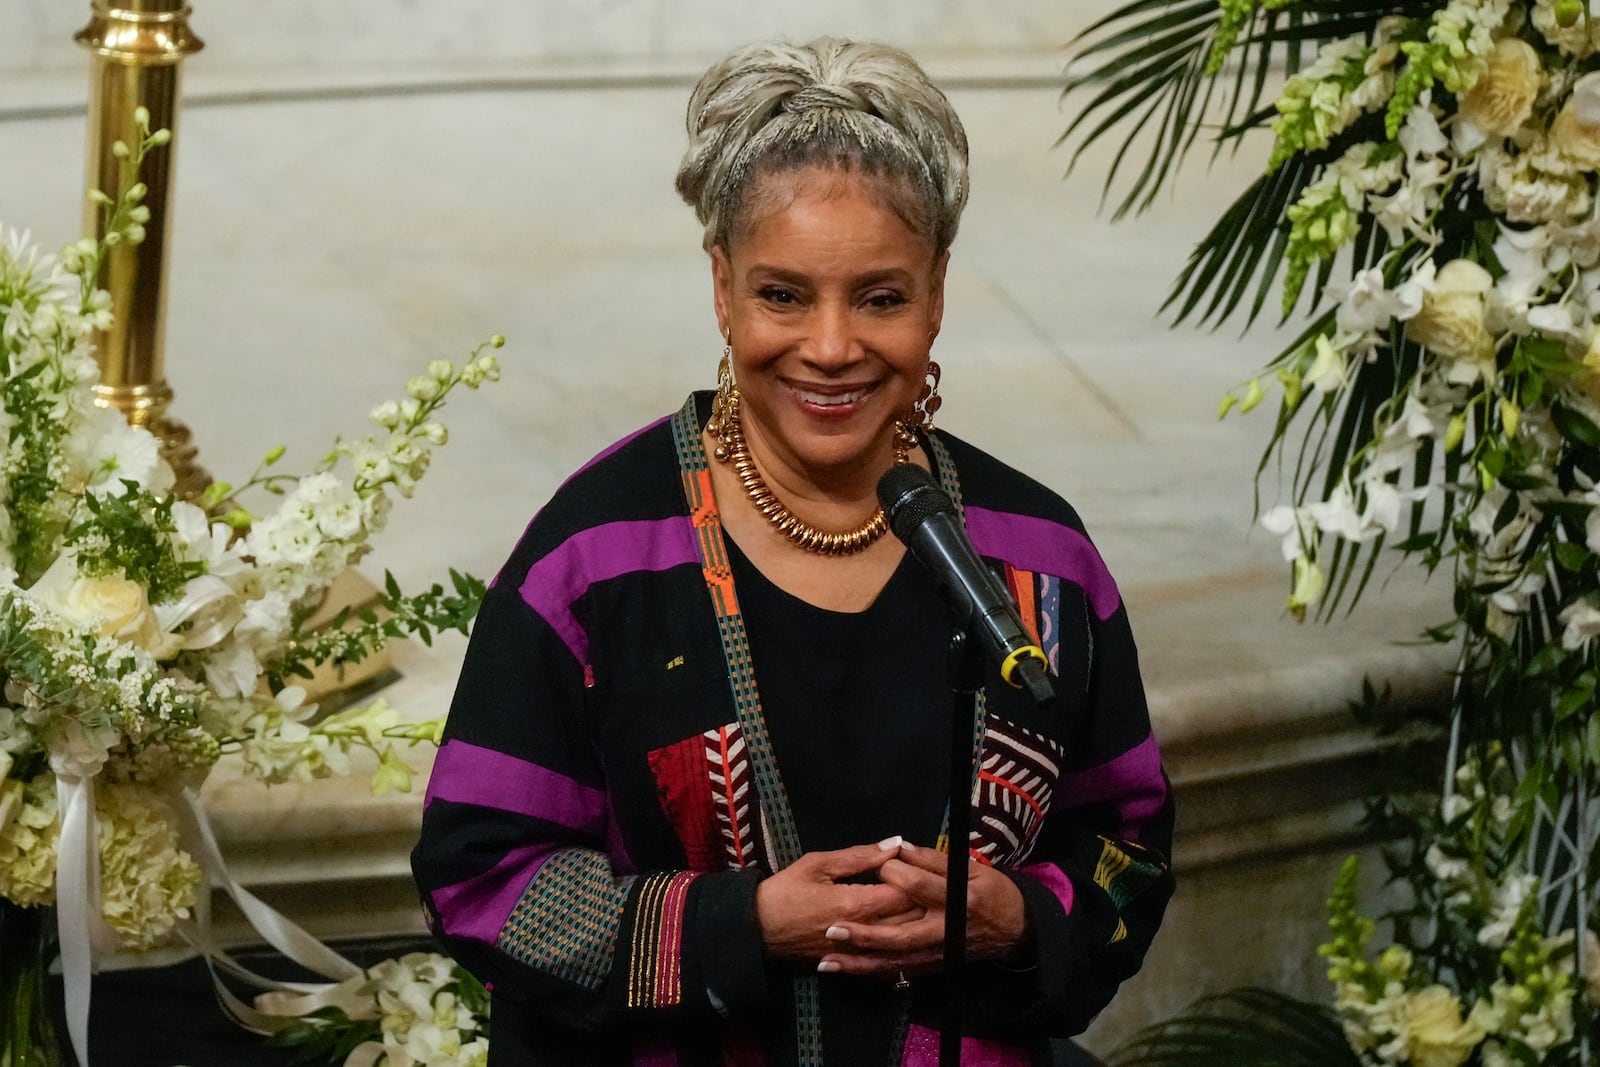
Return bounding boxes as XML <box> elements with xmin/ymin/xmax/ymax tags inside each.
<box><xmin>412</xmin><ymin>36</ymin><xmax>1175</xmax><ymax>1067</ymax></box>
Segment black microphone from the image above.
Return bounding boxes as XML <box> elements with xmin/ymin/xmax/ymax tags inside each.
<box><xmin>877</xmin><ymin>464</ymin><xmax>1055</xmax><ymax>707</ymax></box>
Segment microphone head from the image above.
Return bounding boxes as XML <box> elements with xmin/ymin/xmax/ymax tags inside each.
<box><xmin>877</xmin><ymin>464</ymin><xmax>956</xmax><ymax>543</ymax></box>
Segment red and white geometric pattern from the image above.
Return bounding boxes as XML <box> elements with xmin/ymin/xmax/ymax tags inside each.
<box><xmin>970</xmin><ymin>719</ymin><xmax>1062</xmax><ymax>866</ymax></box>
<box><xmin>705</xmin><ymin>723</ymin><xmax>764</xmax><ymax>870</ymax></box>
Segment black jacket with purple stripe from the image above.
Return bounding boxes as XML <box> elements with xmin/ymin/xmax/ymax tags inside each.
<box><xmin>412</xmin><ymin>394</ymin><xmax>1174</xmax><ymax>1065</ymax></box>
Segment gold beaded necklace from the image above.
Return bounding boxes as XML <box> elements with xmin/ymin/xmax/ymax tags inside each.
<box><xmin>713</xmin><ymin>391</ymin><xmax>910</xmax><ymax>556</ymax></box>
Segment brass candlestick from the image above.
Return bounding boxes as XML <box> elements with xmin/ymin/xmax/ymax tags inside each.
<box><xmin>76</xmin><ymin>0</ymin><xmax>209</xmax><ymax>499</ymax></box>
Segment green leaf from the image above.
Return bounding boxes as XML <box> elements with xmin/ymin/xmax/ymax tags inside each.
<box><xmin>1555</xmin><ymin>542</ymin><xmax>1592</xmax><ymax>573</ymax></box>
<box><xmin>1107</xmin><ymin>986</ymin><xmax>1361</xmax><ymax>1067</ymax></box>
<box><xmin>1553</xmin><ymin>403</ymin><xmax>1600</xmax><ymax>450</ymax></box>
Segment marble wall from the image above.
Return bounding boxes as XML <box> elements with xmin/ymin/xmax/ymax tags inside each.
<box><xmin>3</xmin><ymin>1</ymin><xmax>1109</xmax><ymax>85</ymax></box>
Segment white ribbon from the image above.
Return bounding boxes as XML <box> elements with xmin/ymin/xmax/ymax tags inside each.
<box><xmin>53</xmin><ymin>772</ymin><xmax>115</xmax><ymax>1066</ymax></box>
<box><xmin>174</xmin><ymin>785</ymin><xmax>363</xmax><ymax>982</ymax></box>
<box><xmin>52</xmin><ymin>778</ymin><xmax>368</xmax><ymax>1066</ymax></box>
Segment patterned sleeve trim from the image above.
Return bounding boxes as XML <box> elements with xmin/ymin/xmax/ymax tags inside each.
<box><xmin>497</xmin><ymin>849</ymin><xmax>636</xmax><ymax>991</ymax></box>
<box><xmin>626</xmin><ymin>871</ymin><xmax>701</xmax><ymax>1009</ymax></box>
<box><xmin>1057</xmin><ymin>732</ymin><xmax>1169</xmax><ymax>842</ymax></box>
<box><xmin>1091</xmin><ymin>836</ymin><xmax>1168</xmax><ymax>945</ymax></box>
<box><xmin>430</xmin><ymin>840</ymin><xmax>563</xmax><ymax>947</ymax></box>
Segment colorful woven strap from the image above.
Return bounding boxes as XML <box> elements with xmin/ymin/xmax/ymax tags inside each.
<box><xmin>670</xmin><ymin>396</ymin><xmax>822</xmax><ymax>1067</ymax></box>
<box><xmin>669</xmin><ymin>402</ymin><xmax>991</xmax><ymax>1066</ymax></box>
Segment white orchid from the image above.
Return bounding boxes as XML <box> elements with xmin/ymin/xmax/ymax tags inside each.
<box><xmin>1559</xmin><ymin>595</ymin><xmax>1600</xmax><ymax>651</ymax></box>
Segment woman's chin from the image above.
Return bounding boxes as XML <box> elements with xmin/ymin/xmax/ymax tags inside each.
<box><xmin>785</xmin><ymin>432</ymin><xmax>899</xmax><ymax>478</ymax></box>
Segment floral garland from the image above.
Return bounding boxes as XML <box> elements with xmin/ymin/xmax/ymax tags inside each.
<box><xmin>1064</xmin><ymin>1</ymin><xmax>1600</xmax><ymax>1065</ymax></box>
<box><xmin>0</xmin><ymin>110</ymin><xmax>499</xmax><ymax>1063</ymax></box>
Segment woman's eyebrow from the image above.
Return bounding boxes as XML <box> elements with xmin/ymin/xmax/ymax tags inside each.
<box><xmin>746</xmin><ymin>265</ymin><xmax>916</xmax><ymax>286</ymax></box>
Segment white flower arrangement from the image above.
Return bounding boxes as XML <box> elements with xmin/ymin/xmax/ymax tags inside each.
<box><xmin>1324</xmin><ymin>750</ymin><xmax>1579</xmax><ymax>1067</ymax></box>
<box><xmin>1065</xmin><ymin>1</ymin><xmax>1600</xmax><ymax>1064</ymax></box>
<box><xmin>265</xmin><ymin>952</ymin><xmax>491</xmax><ymax>1067</ymax></box>
<box><xmin>0</xmin><ymin>111</ymin><xmax>500</xmax><ymax>1063</ymax></box>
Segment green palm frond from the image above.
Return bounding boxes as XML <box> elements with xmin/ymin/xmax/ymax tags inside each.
<box><xmin>1105</xmin><ymin>987</ymin><xmax>1360</xmax><ymax>1067</ymax></box>
<box><xmin>1162</xmin><ymin>158</ymin><xmax>1304</xmax><ymax>328</ymax></box>
<box><xmin>1059</xmin><ymin>0</ymin><xmax>1435</xmax><ymax>219</ymax></box>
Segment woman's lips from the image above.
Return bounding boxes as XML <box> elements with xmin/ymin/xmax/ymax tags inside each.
<box><xmin>784</xmin><ymin>381</ymin><xmax>878</xmax><ymax>416</ymax></box>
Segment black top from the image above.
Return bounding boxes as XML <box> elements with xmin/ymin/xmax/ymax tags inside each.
<box><xmin>413</xmin><ymin>394</ymin><xmax>1175</xmax><ymax>1066</ymax></box>
<box><xmin>726</xmin><ymin>534</ymin><xmax>959</xmax><ymax>1064</ymax></box>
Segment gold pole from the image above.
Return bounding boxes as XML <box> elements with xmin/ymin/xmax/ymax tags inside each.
<box><xmin>76</xmin><ymin>0</ymin><xmax>208</xmax><ymax>498</ymax></box>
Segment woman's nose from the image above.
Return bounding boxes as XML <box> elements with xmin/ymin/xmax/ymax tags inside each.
<box><xmin>806</xmin><ymin>301</ymin><xmax>857</xmax><ymax>369</ymax></box>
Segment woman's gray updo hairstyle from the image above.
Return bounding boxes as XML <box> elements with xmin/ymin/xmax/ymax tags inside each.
<box><xmin>675</xmin><ymin>37</ymin><xmax>970</xmax><ymax>254</ymax></box>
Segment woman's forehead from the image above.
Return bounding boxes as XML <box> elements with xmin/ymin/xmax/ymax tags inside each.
<box><xmin>729</xmin><ymin>166</ymin><xmax>936</xmax><ymax>262</ymax></box>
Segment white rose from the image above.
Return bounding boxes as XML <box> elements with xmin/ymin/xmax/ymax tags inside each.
<box><xmin>1553</xmin><ymin>73</ymin><xmax>1600</xmax><ymax>170</ymax></box>
<box><xmin>1461</xmin><ymin>38</ymin><xmax>1541</xmax><ymax>137</ymax></box>
<box><xmin>1408</xmin><ymin>260</ymin><xmax>1497</xmax><ymax>379</ymax></box>
<box><xmin>60</xmin><ymin>574</ymin><xmax>174</xmax><ymax>655</ymax></box>
<box><xmin>30</xmin><ymin>554</ymin><xmax>180</xmax><ymax>658</ymax></box>
<box><xmin>1405</xmin><ymin>986</ymin><xmax>1486</xmax><ymax>1067</ymax></box>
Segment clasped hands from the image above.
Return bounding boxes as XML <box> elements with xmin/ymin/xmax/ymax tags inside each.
<box><xmin>754</xmin><ymin>836</ymin><xmax>1028</xmax><ymax>981</ymax></box>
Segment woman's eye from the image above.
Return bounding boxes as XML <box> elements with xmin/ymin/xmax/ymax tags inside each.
<box><xmin>866</xmin><ymin>291</ymin><xmax>908</xmax><ymax>309</ymax></box>
<box><xmin>759</xmin><ymin>287</ymin><xmax>798</xmax><ymax>305</ymax></box>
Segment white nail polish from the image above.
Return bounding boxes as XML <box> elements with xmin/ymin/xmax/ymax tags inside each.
<box><xmin>825</xmin><ymin>925</ymin><xmax>850</xmax><ymax>942</ymax></box>
<box><xmin>877</xmin><ymin>835</ymin><xmax>903</xmax><ymax>850</ymax></box>
<box><xmin>818</xmin><ymin>960</ymin><xmax>842</xmax><ymax>973</ymax></box>
<box><xmin>900</xmin><ymin>840</ymin><xmax>916</xmax><ymax>852</ymax></box>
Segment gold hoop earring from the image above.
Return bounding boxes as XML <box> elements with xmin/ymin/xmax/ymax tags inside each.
<box><xmin>707</xmin><ymin>338</ymin><xmax>737</xmax><ymax>463</ymax></box>
<box><xmin>896</xmin><ymin>361</ymin><xmax>942</xmax><ymax>450</ymax></box>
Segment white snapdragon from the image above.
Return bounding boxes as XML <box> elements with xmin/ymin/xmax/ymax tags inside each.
<box><xmin>246</xmin><ymin>472</ymin><xmax>367</xmax><ymax>609</ymax></box>
<box><xmin>370</xmin><ymin>400</ymin><xmax>402</xmax><ymax>429</ymax></box>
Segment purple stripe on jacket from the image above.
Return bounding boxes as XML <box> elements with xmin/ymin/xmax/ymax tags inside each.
<box><xmin>490</xmin><ymin>416</ymin><xmax>672</xmax><ymax>589</ymax></box>
<box><xmin>901</xmin><ymin>1025</ymin><xmax>1031</xmax><ymax>1066</ymax></box>
<box><xmin>1015</xmin><ymin>860</ymin><xmax>1076</xmax><ymax>918</ymax></box>
<box><xmin>430</xmin><ymin>841</ymin><xmax>563</xmax><ymax>947</ymax></box>
<box><xmin>425</xmin><ymin>740</ymin><xmax>609</xmax><ymax>836</ymax></box>
<box><xmin>1057</xmin><ymin>733</ymin><xmax>1168</xmax><ymax>840</ymax></box>
<box><xmin>518</xmin><ymin>516</ymin><xmax>700</xmax><ymax>667</ymax></box>
<box><xmin>964</xmin><ymin>506</ymin><xmax>1120</xmax><ymax>621</ymax></box>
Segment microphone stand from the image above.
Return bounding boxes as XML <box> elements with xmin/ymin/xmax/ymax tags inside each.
<box><xmin>941</xmin><ymin>629</ymin><xmax>984</xmax><ymax>1067</ymax></box>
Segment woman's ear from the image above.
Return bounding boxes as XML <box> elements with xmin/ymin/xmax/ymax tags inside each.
<box><xmin>710</xmin><ymin>245</ymin><xmax>733</xmax><ymax>340</ymax></box>
<box><xmin>928</xmin><ymin>249</ymin><xmax>950</xmax><ymax>343</ymax></box>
